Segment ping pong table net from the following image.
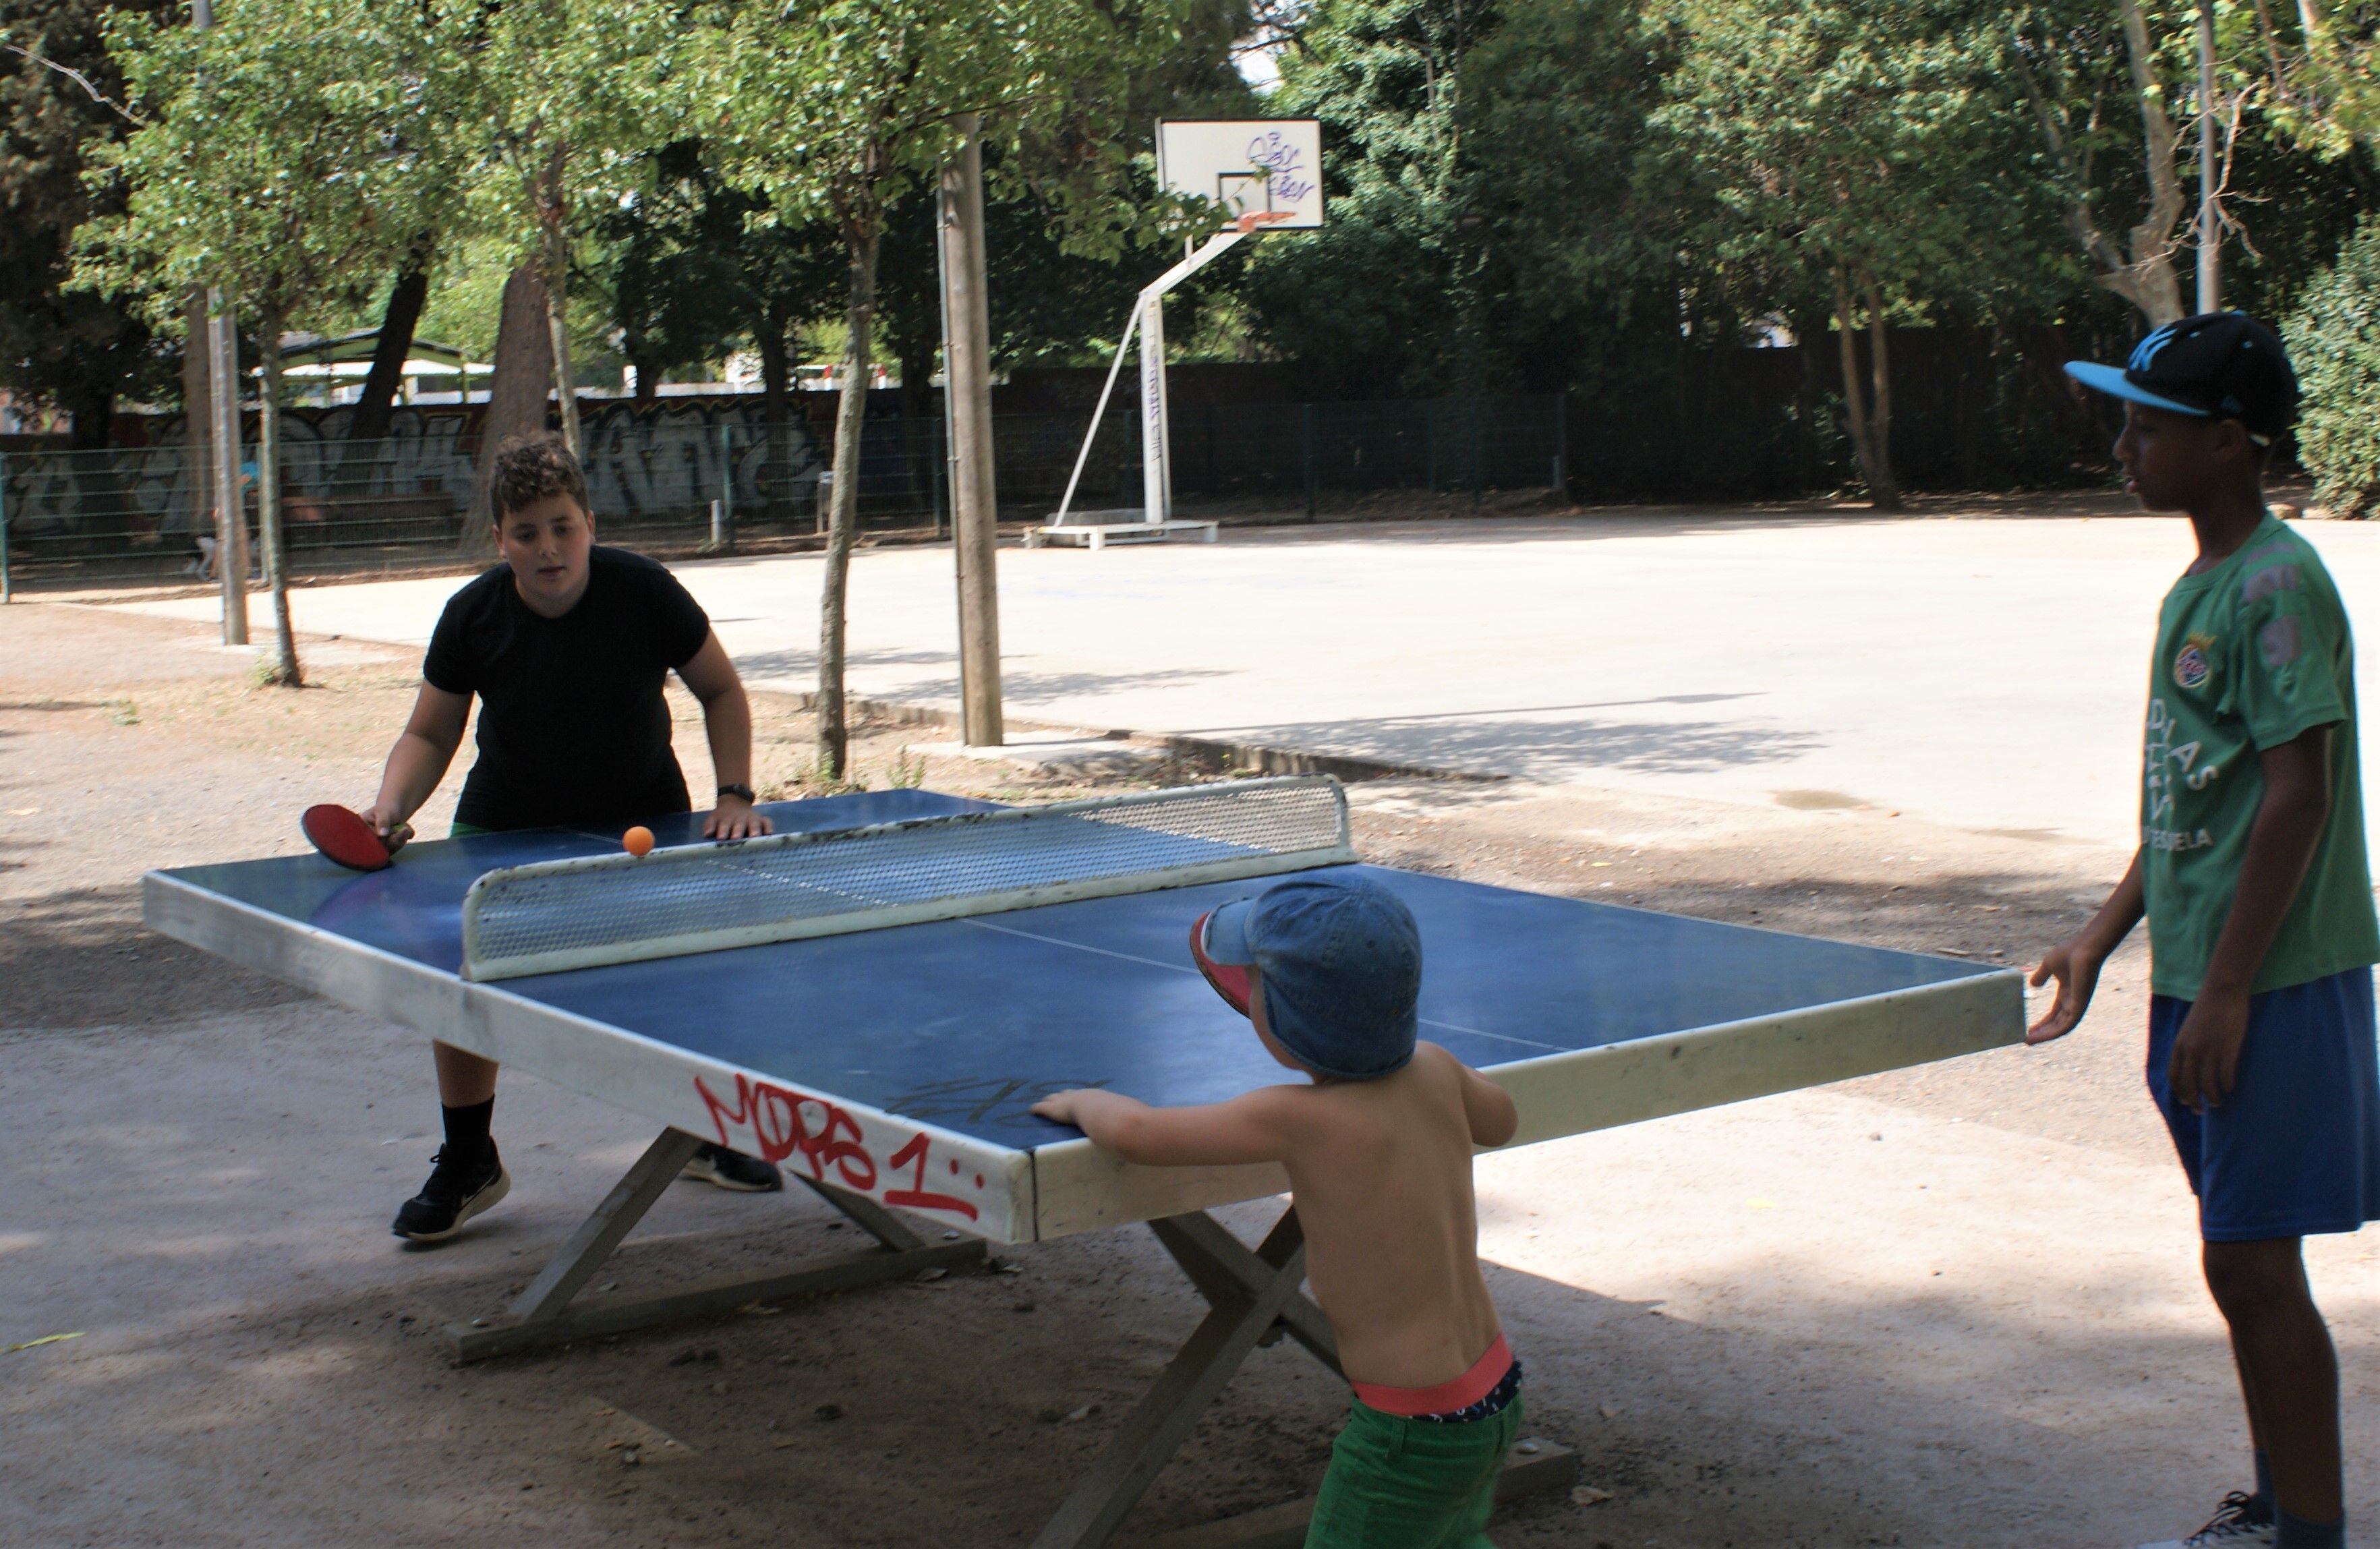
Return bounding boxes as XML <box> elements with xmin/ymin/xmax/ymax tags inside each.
<box><xmin>457</xmin><ymin>774</ymin><xmax>1356</xmax><ymax>982</ymax></box>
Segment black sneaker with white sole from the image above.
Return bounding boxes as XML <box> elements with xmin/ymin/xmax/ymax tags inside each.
<box><xmin>2137</xmin><ymin>1492</ymin><xmax>2276</xmax><ymax>1548</ymax></box>
<box><xmin>392</xmin><ymin>1143</ymin><xmax>511</xmax><ymax>1241</ymax></box>
<box><xmin>682</xmin><ymin>1142</ymin><xmax>782</xmax><ymax>1192</ymax></box>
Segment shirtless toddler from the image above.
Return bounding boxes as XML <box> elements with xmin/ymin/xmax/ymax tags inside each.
<box><xmin>1034</xmin><ymin>875</ymin><xmax>1521</xmax><ymax>1547</ymax></box>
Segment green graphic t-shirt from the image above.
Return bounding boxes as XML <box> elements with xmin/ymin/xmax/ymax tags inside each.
<box><xmin>2143</xmin><ymin>516</ymin><xmax>2379</xmax><ymax>999</ymax></box>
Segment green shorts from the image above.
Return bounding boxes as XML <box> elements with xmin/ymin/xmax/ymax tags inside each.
<box><xmin>449</xmin><ymin>821</ymin><xmax>491</xmax><ymax>839</ymax></box>
<box><xmin>1304</xmin><ymin>1391</ymin><xmax>1522</xmax><ymax>1548</ymax></box>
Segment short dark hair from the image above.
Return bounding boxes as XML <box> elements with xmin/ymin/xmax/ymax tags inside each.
<box><xmin>490</xmin><ymin>432</ymin><xmax>589</xmax><ymax>520</ymax></box>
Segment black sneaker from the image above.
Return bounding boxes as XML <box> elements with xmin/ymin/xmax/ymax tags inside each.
<box><xmin>682</xmin><ymin>1142</ymin><xmax>782</xmax><ymax>1192</ymax></box>
<box><xmin>392</xmin><ymin>1144</ymin><xmax>511</xmax><ymax>1242</ymax></box>
<box><xmin>2137</xmin><ymin>1492</ymin><xmax>2276</xmax><ymax>1548</ymax></box>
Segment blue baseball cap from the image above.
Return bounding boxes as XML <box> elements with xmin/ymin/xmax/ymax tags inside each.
<box><xmin>2064</xmin><ymin>312</ymin><xmax>2298</xmax><ymax>444</ymax></box>
<box><xmin>1190</xmin><ymin>875</ymin><xmax>1421</xmax><ymax>1080</ymax></box>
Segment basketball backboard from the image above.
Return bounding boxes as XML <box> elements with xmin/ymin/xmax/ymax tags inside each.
<box><xmin>1156</xmin><ymin>119</ymin><xmax>1325</xmax><ymax>231</ymax></box>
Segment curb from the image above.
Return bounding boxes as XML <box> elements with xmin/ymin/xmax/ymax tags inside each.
<box><xmin>770</xmin><ymin>689</ymin><xmax>1500</xmax><ymax>786</ymax></box>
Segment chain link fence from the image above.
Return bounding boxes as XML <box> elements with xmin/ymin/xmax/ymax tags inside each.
<box><xmin>0</xmin><ymin>393</ymin><xmax>1564</xmax><ymax>594</ymax></box>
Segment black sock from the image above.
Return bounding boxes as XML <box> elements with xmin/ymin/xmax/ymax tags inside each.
<box><xmin>2253</xmin><ymin>1451</ymin><xmax>2275</xmax><ymax>1520</ymax></box>
<box><xmin>2274</xmin><ymin>1505</ymin><xmax>2344</xmax><ymax>1549</ymax></box>
<box><xmin>441</xmin><ymin>1099</ymin><xmax>494</xmax><ymax>1161</ymax></box>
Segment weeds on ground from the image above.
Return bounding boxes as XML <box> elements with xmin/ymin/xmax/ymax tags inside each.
<box><xmin>775</xmin><ymin>757</ymin><xmax>868</xmax><ymax>798</ymax></box>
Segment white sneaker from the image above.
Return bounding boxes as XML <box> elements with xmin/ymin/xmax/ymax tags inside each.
<box><xmin>2138</xmin><ymin>1492</ymin><xmax>2276</xmax><ymax>1549</ymax></box>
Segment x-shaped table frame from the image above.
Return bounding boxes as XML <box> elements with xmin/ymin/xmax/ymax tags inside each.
<box><xmin>447</xmin><ymin>1127</ymin><xmax>984</xmax><ymax>1362</ymax></box>
<box><xmin>1033</xmin><ymin>1205</ymin><xmax>1337</xmax><ymax>1547</ymax></box>
<box><xmin>444</xmin><ymin>1132</ymin><xmax>1512</xmax><ymax>1549</ymax></box>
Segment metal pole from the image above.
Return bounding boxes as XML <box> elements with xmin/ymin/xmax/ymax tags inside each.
<box><xmin>718</xmin><ymin>422</ymin><xmax>734</xmax><ymax>552</ymax></box>
<box><xmin>0</xmin><ymin>452</ymin><xmax>12</xmax><ymax>604</ymax></box>
<box><xmin>1553</xmin><ymin>393</ymin><xmax>1569</xmax><ymax>499</ymax></box>
<box><xmin>192</xmin><ymin>0</ymin><xmax>247</xmax><ymax>643</ymax></box>
<box><xmin>1138</xmin><ymin>291</ymin><xmax>1169</xmax><ymax>525</ymax></box>
<box><xmin>1302</xmin><ymin>403</ymin><xmax>1316</xmax><ymax>522</ymax></box>
<box><xmin>935</xmin><ymin>158</ymin><xmax>959</xmax><ymax>544</ymax></box>
<box><xmin>2197</xmin><ymin>0</ymin><xmax>2221</xmax><ymax>314</ymax></box>
<box><xmin>932</xmin><ymin>414</ymin><xmax>948</xmax><ymax>537</ymax></box>
<box><xmin>208</xmin><ymin>300</ymin><xmax>248</xmax><ymax>643</ymax></box>
<box><xmin>939</xmin><ymin>114</ymin><xmax>1003</xmax><ymax>747</ymax></box>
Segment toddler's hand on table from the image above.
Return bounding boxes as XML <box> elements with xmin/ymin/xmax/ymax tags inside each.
<box><xmin>1032</xmin><ymin>1090</ymin><xmax>1091</xmax><ymax>1126</ymax></box>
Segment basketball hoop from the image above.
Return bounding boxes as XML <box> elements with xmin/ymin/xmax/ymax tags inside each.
<box><xmin>1233</xmin><ymin>210</ymin><xmax>1296</xmax><ymax>234</ymax></box>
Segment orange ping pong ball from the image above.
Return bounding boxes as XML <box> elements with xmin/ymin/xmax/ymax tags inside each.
<box><xmin>622</xmin><ymin>825</ymin><xmax>655</xmax><ymax>857</ymax></box>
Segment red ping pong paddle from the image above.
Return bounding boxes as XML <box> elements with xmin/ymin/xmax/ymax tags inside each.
<box><xmin>1188</xmin><ymin>911</ymin><xmax>1254</xmax><ymax>1018</ymax></box>
<box><xmin>302</xmin><ymin>805</ymin><xmax>411</xmax><ymax>873</ymax></box>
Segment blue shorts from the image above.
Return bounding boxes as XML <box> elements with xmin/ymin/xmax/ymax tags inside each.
<box><xmin>2149</xmin><ymin>966</ymin><xmax>2380</xmax><ymax>1242</ymax></box>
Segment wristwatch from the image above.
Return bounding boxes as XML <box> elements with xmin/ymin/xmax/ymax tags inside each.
<box><xmin>716</xmin><ymin>783</ymin><xmax>755</xmax><ymax>802</ymax></box>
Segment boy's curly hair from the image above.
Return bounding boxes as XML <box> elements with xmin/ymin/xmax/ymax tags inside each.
<box><xmin>489</xmin><ymin>432</ymin><xmax>589</xmax><ymax>520</ymax></box>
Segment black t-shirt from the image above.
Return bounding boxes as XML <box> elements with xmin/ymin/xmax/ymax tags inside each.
<box><xmin>424</xmin><ymin>546</ymin><xmax>711</xmax><ymax>831</ymax></box>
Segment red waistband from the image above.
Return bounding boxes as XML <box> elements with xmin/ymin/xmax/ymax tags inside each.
<box><xmin>1350</xmin><ymin>1334</ymin><xmax>1513</xmax><ymax>1418</ymax></box>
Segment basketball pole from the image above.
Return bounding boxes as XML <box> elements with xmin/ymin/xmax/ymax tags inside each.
<box><xmin>939</xmin><ymin>113</ymin><xmax>1003</xmax><ymax>747</ymax></box>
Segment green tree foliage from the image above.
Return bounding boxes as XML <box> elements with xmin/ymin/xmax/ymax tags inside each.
<box><xmin>431</xmin><ymin>0</ymin><xmax>682</xmax><ymax>457</ymax></box>
<box><xmin>1659</xmin><ymin>0</ymin><xmax>2045</xmax><ymax>505</ymax></box>
<box><xmin>594</xmin><ymin>138</ymin><xmax>767</xmax><ymax>400</ymax></box>
<box><xmin>78</xmin><ymin>0</ymin><xmax>454</xmax><ymax>681</ymax></box>
<box><xmin>694</xmin><ymin>0</ymin><xmax>1159</xmax><ymax>777</ymax></box>
<box><xmin>1250</xmin><ymin>0</ymin><xmax>1497</xmax><ymax>398</ymax></box>
<box><xmin>0</xmin><ymin>0</ymin><xmax>175</xmax><ymax>446</ymax></box>
<box><xmin>2286</xmin><ymin>212</ymin><xmax>2380</xmax><ymax>517</ymax></box>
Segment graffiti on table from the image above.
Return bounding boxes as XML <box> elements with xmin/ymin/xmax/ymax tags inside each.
<box><xmin>694</xmin><ymin>1070</ymin><xmax>985</xmax><ymax>1221</ymax></box>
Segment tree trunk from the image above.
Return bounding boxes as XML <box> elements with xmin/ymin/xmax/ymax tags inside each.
<box><xmin>817</xmin><ymin>223</ymin><xmax>882</xmax><ymax>782</ymax></box>
<box><xmin>631</xmin><ymin>356</ymin><xmax>658</xmax><ymax>407</ymax></box>
<box><xmin>1831</xmin><ymin>268</ymin><xmax>1900</xmax><ymax>510</ymax></box>
<box><xmin>351</xmin><ymin>256</ymin><xmax>430</xmax><ymax>442</ymax></box>
<box><xmin>547</xmin><ymin>284</ymin><xmax>581</xmax><ymax>459</ymax></box>
<box><xmin>2010</xmin><ymin>13</ymin><xmax>2186</xmax><ymax>327</ymax></box>
<box><xmin>2113</xmin><ymin>0</ymin><xmax>2188</xmax><ymax>324</ymax></box>
<box><xmin>465</xmin><ymin>262</ymin><xmax>556</xmax><ymax>548</ymax></box>
<box><xmin>64</xmin><ymin>382</ymin><xmax>113</xmax><ymax>451</ymax></box>
<box><xmin>540</xmin><ymin>143</ymin><xmax>582</xmax><ymax>461</ymax></box>
<box><xmin>257</xmin><ymin>320</ymin><xmax>303</xmax><ymax>687</ymax></box>
<box><xmin>758</xmin><ymin>305</ymin><xmax>792</xmax><ymax>517</ymax></box>
<box><xmin>896</xmin><ymin>334</ymin><xmax>935</xmax><ymax>423</ymax></box>
<box><xmin>180</xmin><ymin>287</ymin><xmax>214</xmax><ymax>551</ymax></box>
<box><xmin>1863</xmin><ymin>279</ymin><xmax>1899</xmax><ymax>506</ymax></box>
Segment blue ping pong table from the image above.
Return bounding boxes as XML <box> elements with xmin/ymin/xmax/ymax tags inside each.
<box><xmin>144</xmin><ymin>786</ymin><xmax>2021</xmax><ymax>1548</ymax></box>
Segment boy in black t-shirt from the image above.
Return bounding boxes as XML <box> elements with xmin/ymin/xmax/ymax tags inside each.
<box><xmin>363</xmin><ymin>434</ymin><xmax>782</xmax><ymax>1241</ymax></box>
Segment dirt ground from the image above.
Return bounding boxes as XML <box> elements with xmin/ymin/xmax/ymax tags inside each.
<box><xmin>3</xmin><ymin>598</ymin><xmax>2371</xmax><ymax>1548</ymax></box>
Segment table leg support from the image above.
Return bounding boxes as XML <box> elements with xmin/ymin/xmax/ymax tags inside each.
<box><xmin>446</xmin><ymin>1128</ymin><xmax>983</xmax><ymax>1363</ymax></box>
<box><xmin>1031</xmin><ymin>1210</ymin><xmax>1316</xmax><ymax>1549</ymax></box>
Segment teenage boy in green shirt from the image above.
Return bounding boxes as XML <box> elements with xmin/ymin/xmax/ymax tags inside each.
<box><xmin>2033</xmin><ymin>314</ymin><xmax>2380</xmax><ymax>1549</ymax></box>
<box><xmin>361</xmin><ymin>433</ymin><xmax>782</xmax><ymax>1242</ymax></box>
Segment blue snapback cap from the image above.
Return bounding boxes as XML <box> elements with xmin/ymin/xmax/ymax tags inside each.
<box><xmin>1196</xmin><ymin>875</ymin><xmax>1421</xmax><ymax>1080</ymax></box>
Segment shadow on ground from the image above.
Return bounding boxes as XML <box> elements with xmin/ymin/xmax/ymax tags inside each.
<box><xmin>0</xmin><ymin>884</ymin><xmax>312</xmax><ymax>1031</ymax></box>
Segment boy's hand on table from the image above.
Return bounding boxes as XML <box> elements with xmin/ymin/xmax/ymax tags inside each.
<box><xmin>703</xmin><ymin>797</ymin><xmax>774</xmax><ymax>840</ymax></box>
<box><xmin>2167</xmin><ymin>987</ymin><xmax>2251</xmax><ymax>1111</ymax></box>
<box><xmin>2027</xmin><ymin>937</ymin><xmax>2108</xmax><ymax>1045</ymax></box>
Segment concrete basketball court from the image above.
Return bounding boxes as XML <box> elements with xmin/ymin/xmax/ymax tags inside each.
<box><xmin>113</xmin><ymin>507</ymin><xmax>2380</xmax><ymax>850</ymax></box>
